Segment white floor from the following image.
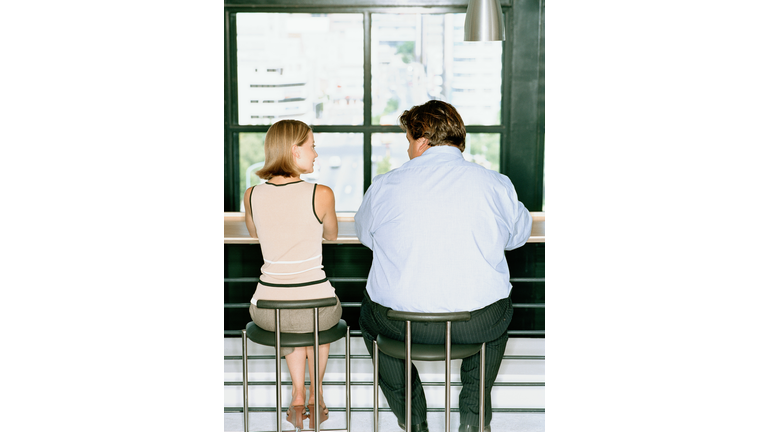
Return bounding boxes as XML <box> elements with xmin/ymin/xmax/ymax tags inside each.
<box><xmin>226</xmin><ymin>336</ymin><xmax>544</xmax><ymax>432</ymax></box>
<box><xmin>225</xmin><ymin>410</ymin><xmax>544</xmax><ymax>432</ymax></box>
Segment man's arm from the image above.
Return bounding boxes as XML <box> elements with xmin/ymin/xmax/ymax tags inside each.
<box><xmin>500</xmin><ymin>178</ymin><xmax>532</xmax><ymax>250</ymax></box>
<box><xmin>505</xmin><ymin>204</ymin><xmax>532</xmax><ymax>250</ymax></box>
<box><xmin>354</xmin><ymin>183</ymin><xmax>377</xmax><ymax>249</ymax></box>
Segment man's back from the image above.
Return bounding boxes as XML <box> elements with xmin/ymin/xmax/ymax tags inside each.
<box><xmin>355</xmin><ymin>145</ymin><xmax>531</xmax><ymax>312</ymax></box>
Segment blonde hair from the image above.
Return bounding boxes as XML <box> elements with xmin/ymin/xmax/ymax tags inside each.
<box><xmin>255</xmin><ymin>120</ymin><xmax>312</xmax><ymax>180</ymax></box>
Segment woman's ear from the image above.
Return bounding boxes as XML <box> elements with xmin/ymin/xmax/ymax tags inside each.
<box><xmin>291</xmin><ymin>144</ymin><xmax>300</xmax><ymax>159</ymax></box>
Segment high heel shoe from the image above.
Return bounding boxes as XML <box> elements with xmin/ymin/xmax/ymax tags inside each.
<box><xmin>307</xmin><ymin>403</ymin><xmax>329</xmax><ymax>429</ymax></box>
<box><xmin>286</xmin><ymin>404</ymin><xmax>308</xmax><ymax>429</ymax></box>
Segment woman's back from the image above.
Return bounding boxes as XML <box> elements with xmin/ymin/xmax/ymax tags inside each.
<box><xmin>250</xmin><ymin>180</ymin><xmax>327</xmax><ymax>287</ymax></box>
<box><xmin>247</xmin><ymin>179</ymin><xmax>336</xmax><ymax>305</ymax></box>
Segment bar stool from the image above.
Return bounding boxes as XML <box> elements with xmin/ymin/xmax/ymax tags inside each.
<box><xmin>373</xmin><ymin>310</ymin><xmax>486</xmax><ymax>432</ymax></box>
<box><xmin>241</xmin><ymin>297</ymin><xmax>351</xmax><ymax>432</ymax></box>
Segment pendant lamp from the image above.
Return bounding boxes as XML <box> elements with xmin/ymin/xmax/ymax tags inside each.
<box><xmin>464</xmin><ymin>0</ymin><xmax>505</xmax><ymax>41</ymax></box>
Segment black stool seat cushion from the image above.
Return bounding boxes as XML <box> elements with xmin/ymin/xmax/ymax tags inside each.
<box><xmin>376</xmin><ymin>334</ymin><xmax>482</xmax><ymax>361</ymax></box>
<box><xmin>246</xmin><ymin>320</ymin><xmax>347</xmax><ymax>348</ymax></box>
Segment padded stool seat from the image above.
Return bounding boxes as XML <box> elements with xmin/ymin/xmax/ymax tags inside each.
<box><xmin>246</xmin><ymin>319</ymin><xmax>348</xmax><ymax>347</ymax></box>
<box><xmin>376</xmin><ymin>336</ymin><xmax>482</xmax><ymax>361</ymax></box>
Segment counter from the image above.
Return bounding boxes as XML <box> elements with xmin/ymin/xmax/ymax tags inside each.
<box><xmin>224</xmin><ymin>212</ymin><xmax>545</xmax><ymax>244</ymax></box>
<box><xmin>225</xmin><ymin>211</ymin><xmax>545</xmax><ymax>337</ymax></box>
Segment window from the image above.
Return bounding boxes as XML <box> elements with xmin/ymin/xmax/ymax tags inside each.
<box><xmin>225</xmin><ymin>2</ymin><xmax>544</xmax><ymax>213</ymax></box>
<box><xmin>372</xmin><ymin>13</ymin><xmax>502</xmax><ymax>126</ymax></box>
<box><xmin>235</xmin><ymin>13</ymin><xmax>364</xmax><ymax>126</ymax></box>
<box><xmin>372</xmin><ymin>132</ymin><xmax>500</xmax><ymax>180</ymax></box>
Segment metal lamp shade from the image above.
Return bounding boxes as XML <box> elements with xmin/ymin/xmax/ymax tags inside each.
<box><xmin>464</xmin><ymin>0</ymin><xmax>505</xmax><ymax>41</ymax></box>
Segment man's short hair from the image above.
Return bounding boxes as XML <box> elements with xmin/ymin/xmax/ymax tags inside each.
<box><xmin>256</xmin><ymin>119</ymin><xmax>312</xmax><ymax>180</ymax></box>
<box><xmin>398</xmin><ymin>100</ymin><xmax>466</xmax><ymax>152</ymax></box>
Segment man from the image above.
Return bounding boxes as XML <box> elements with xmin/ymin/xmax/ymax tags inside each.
<box><xmin>355</xmin><ymin>100</ymin><xmax>532</xmax><ymax>432</ymax></box>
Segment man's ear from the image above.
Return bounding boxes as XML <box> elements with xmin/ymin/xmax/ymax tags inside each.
<box><xmin>416</xmin><ymin>137</ymin><xmax>430</xmax><ymax>154</ymax></box>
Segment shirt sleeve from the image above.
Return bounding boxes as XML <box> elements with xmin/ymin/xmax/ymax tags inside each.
<box><xmin>500</xmin><ymin>176</ymin><xmax>532</xmax><ymax>250</ymax></box>
<box><xmin>354</xmin><ymin>180</ymin><xmax>378</xmax><ymax>249</ymax></box>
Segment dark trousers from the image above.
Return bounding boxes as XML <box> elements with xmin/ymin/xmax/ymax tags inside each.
<box><xmin>359</xmin><ymin>290</ymin><xmax>513</xmax><ymax>427</ymax></box>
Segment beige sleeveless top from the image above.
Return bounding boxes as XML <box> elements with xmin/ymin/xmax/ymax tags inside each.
<box><xmin>248</xmin><ymin>180</ymin><xmax>336</xmax><ymax>305</ymax></box>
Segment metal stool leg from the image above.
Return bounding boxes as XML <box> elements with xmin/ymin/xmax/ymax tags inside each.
<box><xmin>479</xmin><ymin>342</ymin><xmax>486</xmax><ymax>432</ymax></box>
<box><xmin>313</xmin><ymin>307</ymin><xmax>320</xmax><ymax>432</ymax></box>
<box><xmin>346</xmin><ymin>326</ymin><xmax>351</xmax><ymax>432</ymax></box>
<box><xmin>373</xmin><ymin>340</ymin><xmax>379</xmax><ymax>432</ymax></box>
<box><xmin>405</xmin><ymin>320</ymin><xmax>412</xmax><ymax>432</ymax></box>
<box><xmin>242</xmin><ymin>330</ymin><xmax>249</xmax><ymax>432</ymax></box>
<box><xmin>445</xmin><ymin>321</ymin><xmax>452</xmax><ymax>432</ymax></box>
<box><xmin>275</xmin><ymin>310</ymin><xmax>283</xmax><ymax>432</ymax></box>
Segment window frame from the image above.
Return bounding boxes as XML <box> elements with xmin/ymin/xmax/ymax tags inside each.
<box><xmin>224</xmin><ymin>0</ymin><xmax>544</xmax><ymax>212</ymax></box>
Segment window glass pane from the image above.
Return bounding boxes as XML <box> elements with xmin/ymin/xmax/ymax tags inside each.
<box><xmin>372</xmin><ymin>133</ymin><xmax>410</xmax><ymax>177</ymax></box>
<box><xmin>239</xmin><ymin>133</ymin><xmax>363</xmax><ymax>212</ymax></box>
<box><xmin>465</xmin><ymin>133</ymin><xmax>500</xmax><ymax>172</ymax></box>
<box><xmin>302</xmin><ymin>133</ymin><xmax>363</xmax><ymax>213</ymax></box>
<box><xmin>372</xmin><ymin>13</ymin><xmax>501</xmax><ymax>126</ymax></box>
<box><xmin>372</xmin><ymin>133</ymin><xmax>500</xmax><ymax>179</ymax></box>
<box><xmin>236</xmin><ymin>13</ymin><xmax>364</xmax><ymax>126</ymax></box>
<box><xmin>239</xmin><ymin>132</ymin><xmax>267</xmax><ymax>211</ymax></box>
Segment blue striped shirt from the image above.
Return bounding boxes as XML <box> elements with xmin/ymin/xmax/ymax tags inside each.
<box><xmin>354</xmin><ymin>145</ymin><xmax>532</xmax><ymax>312</ymax></box>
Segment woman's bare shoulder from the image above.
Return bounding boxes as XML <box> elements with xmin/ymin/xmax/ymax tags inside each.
<box><xmin>314</xmin><ymin>183</ymin><xmax>335</xmax><ymax>199</ymax></box>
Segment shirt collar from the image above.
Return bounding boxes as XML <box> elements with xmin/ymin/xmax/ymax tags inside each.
<box><xmin>420</xmin><ymin>145</ymin><xmax>463</xmax><ymax>160</ymax></box>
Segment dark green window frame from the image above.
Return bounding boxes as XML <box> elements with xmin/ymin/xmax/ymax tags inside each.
<box><xmin>224</xmin><ymin>0</ymin><xmax>544</xmax><ymax>212</ymax></box>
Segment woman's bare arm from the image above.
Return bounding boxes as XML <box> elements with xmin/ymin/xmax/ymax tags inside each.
<box><xmin>314</xmin><ymin>184</ymin><xmax>338</xmax><ymax>241</ymax></box>
<box><xmin>243</xmin><ymin>186</ymin><xmax>258</xmax><ymax>238</ymax></box>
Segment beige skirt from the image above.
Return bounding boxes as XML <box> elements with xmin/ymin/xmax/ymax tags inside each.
<box><xmin>249</xmin><ymin>297</ymin><xmax>342</xmax><ymax>357</ymax></box>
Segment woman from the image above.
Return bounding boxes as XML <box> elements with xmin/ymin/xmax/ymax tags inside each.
<box><xmin>243</xmin><ymin>119</ymin><xmax>341</xmax><ymax>429</ymax></box>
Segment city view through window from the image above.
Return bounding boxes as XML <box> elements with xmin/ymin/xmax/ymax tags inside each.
<box><xmin>236</xmin><ymin>12</ymin><xmax>503</xmax><ymax>212</ymax></box>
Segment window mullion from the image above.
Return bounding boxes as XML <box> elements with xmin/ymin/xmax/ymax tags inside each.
<box><xmin>364</xmin><ymin>11</ymin><xmax>372</xmax><ymax>193</ymax></box>
<box><xmin>225</xmin><ymin>11</ymin><xmax>239</xmax><ymax>211</ymax></box>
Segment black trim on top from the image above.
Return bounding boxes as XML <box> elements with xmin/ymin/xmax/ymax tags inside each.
<box><xmin>248</xmin><ymin>186</ymin><xmax>255</xmax><ymax>222</ymax></box>
<box><xmin>265</xmin><ymin>180</ymin><xmax>304</xmax><ymax>186</ymax></box>
<box><xmin>258</xmin><ymin>277</ymin><xmax>329</xmax><ymax>288</ymax></box>
<box><xmin>312</xmin><ymin>183</ymin><xmax>322</xmax><ymax>224</ymax></box>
